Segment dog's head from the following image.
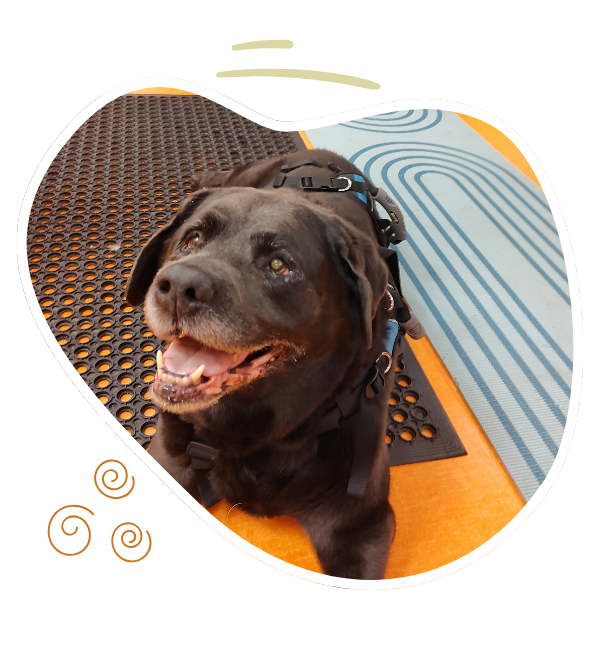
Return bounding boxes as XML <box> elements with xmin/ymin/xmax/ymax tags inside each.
<box><xmin>125</xmin><ymin>187</ymin><xmax>388</xmax><ymax>423</ymax></box>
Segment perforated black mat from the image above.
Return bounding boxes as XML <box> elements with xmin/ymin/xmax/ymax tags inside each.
<box><xmin>387</xmin><ymin>337</ymin><xmax>466</xmax><ymax>464</ymax></box>
<box><xmin>26</xmin><ymin>93</ymin><xmax>466</xmax><ymax>465</ymax></box>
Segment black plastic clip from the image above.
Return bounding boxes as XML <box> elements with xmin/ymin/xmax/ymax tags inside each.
<box><xmin>272</xmin><ymin>173</ymin><xmax>285</xmax><ymax>189</ymax></box>
<box><xmin>365</xmin><ymin>358</ymin><xmax>389</xmax><ymax>398</ymax></box>
<box><xmin>187</xmin><ymin>441</ymin><xmax>218</xmax><ymax>470</ymax></box>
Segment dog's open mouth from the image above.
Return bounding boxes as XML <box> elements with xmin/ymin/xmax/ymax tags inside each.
<box><xmin>152</xmin><ymin>335</ymin><xmax>290</xmax><ymax>408</ymax></box>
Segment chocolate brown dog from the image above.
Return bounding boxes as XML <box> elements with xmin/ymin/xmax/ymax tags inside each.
<box><xmin>125</xmin><ymin>149</ymin><xmax>400</xmax><ymax>579</ymax></box>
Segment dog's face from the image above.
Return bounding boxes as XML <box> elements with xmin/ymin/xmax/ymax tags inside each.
<box><xmin>126</xmin><ymin>187</ymin><xmax>387</xmax><ymax>423</ymax></box>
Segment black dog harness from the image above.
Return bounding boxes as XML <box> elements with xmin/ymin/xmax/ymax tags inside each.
<box><xmin>187</xmin><ymin>160</ymin><xmax>424</xmax><ymax>507</ymax></box>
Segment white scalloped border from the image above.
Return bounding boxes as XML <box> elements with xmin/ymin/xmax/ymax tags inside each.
<box><xmin>17</xmin><ymin>76</ymin><xmax>581</xmax><ymax>591</ymax></box>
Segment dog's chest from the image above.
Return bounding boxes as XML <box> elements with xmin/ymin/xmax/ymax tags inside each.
<box><xmin>211</xmin><ymin>459</ymin><xmax>295</xmax><ymax>517</ymax></box>
<box><xmin>209</xmin><ymin>439</ymin><xmax>343</xmax><ymax>518</ymax></box>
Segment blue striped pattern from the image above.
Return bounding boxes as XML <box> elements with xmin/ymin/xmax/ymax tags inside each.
<box><xmin>305</xmin><ymin>111</ymin><xmax>572</xmax><ymax>501</ymax></box>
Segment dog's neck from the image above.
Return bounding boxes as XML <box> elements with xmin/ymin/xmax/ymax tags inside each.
<box><xmin>171</xmin><ymin>305</ymin><xmax>388</xmax><ymax>461</ymax></box>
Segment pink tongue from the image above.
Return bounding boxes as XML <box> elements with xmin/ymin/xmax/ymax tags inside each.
<box><xmin>163</xmin><ymin>337</ymin><xmax>249</xmax><ymax>376</ymax></box>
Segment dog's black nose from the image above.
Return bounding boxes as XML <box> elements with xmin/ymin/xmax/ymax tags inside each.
<box><xmin>154</xmin><ymin>262</ymin><xmax>215</xmax><ymax>315</ymax></box>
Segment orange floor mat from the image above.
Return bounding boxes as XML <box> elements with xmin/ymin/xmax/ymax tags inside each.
<box><xmin>210</xmin><ymin>336</ymin><xmax>524</xmax><ymax>579</ymax></box>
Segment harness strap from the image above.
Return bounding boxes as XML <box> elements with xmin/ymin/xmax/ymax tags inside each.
<box><xmin>347</xmin><ymin>325</ymin><xmax>399</xmax><ymax>496</ymax></box>
<box><xmin>187</xmin><ymin>441</ymin><xmax>221</xmax><ymax>509</ymax></box>
<box><xmin>279</xmin><ymin>159</ymin><xmax>330</xmax><ymax>174</ymax></box>
<box><xmin>276</xmin><ymin>161</ymin><xmax>422</xmax><ymax>339</ymax></box>
<box><xmin>186</xmin><ymin>161</ymin><xmax>423</xmax><ymax>507</ymax></box>
<box><xmin>186</xmin><ymin>328</ymin><xmax>399</xmax><ymax>506</ymax></box>
<box><xmin>346</xmin><ymin>381</ymin><xmax>386</xmax><ymax>496</ymax></box>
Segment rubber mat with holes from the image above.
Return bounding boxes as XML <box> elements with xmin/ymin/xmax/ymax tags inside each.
<box><xmin>387</xmin><ymin>336</ymin><xmax>466</xmax><ymax>464</ymax></box>
<box><xmin>27</xmin><ymin>93</ymin><xmax>466</xmax><ymax>465</ymax></box>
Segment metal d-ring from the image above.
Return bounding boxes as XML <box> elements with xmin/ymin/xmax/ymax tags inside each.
<box><xmin>336</xmin><ymin>176</ymin><xmax>352</xmax><ymax>192</ymax></box>
<box><xmin>376</xmin><ymin>351</ymin><xmax>393</xmax><ymax>374</ymax></box>
<box><xmin>384</xmin><ymin>289</ymin><xmax>394</xmax><ymax>311</ymax></box>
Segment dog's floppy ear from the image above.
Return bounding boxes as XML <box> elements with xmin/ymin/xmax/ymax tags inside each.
<box><xmin>125</xmin><ymin>189</ymin><xmax>212</xmax><ymax>306</ymax></box>
<box><xmin>324</xmin><ymin>216</ymin><xmax>388</xmax><ymax>349</ymax></box>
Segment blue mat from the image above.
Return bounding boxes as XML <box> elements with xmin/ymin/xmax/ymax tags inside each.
<box><xmin>305</xmin><ymin>111</ymin><xmax>572</xmax><ymax>501</ymax></box>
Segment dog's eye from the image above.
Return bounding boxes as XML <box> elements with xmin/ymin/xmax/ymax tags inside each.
<box><xmin>183</xmin><ymin>232</ymin><xmax>202</xmax><ymax>250</ymax></box>
<box><xmin>270</xmin><ymin>258</ymin><xmax>290</xmax><ymax>275</ymax></box>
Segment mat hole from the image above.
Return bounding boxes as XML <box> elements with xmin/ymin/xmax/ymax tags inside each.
<box><xmin>117</xmin><ymin>408</ymin><xmax>133</xmax><ymax>420</ymax></box>
<box><xmin>142</xmin><ymin>424</ymin><xmax>156</xmax><ymax>436</ymax></box>
<box><xmin>411</xmin><ymin>407</ymin><xmax>428</xmax><ymax>420</ymax></box>
<box><xmin>392</xmin><ymin>409</ymin><xmax>407</xmax><ymax>423</ymax></box>
<box><xmin>400</xmin><ymin>427</ymin><xmax>416</xmax><ymax>442</ymax></box>
<box><xmin>420</xmin><ymin>426</ymin><xmax>437</xmax><ymax>440</ymax></box>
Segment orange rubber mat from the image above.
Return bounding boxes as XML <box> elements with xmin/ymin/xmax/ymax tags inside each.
<box><xmin>209</xmin><ymin>335</ymin><xmax>524</xmax><ymax>579</ymax></box>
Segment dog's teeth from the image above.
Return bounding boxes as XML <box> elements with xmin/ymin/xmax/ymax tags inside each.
<box><xmin>157</xmin><ymin>350</ymin><xmax>164</xmax><ymax>369</ymax></box>
<box><xmin>190</xmin><ymin>364</ymin><xmax>206</xmax><ymax>384</ymax></box>
<box><xmin>182</xmin><ymin>375</ymin><xmax>192</xmax><ymax>387</ymax></box>
<box><xmin>233</xmin><ymin>353</ymin><xmax>238</xmax><ymax>363</ymax></box>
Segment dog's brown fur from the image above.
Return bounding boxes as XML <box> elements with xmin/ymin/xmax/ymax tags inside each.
<box><xmin>126</xmin><ymin>149</ymin><xmax>397</xmax><ymax>579</ymax></box>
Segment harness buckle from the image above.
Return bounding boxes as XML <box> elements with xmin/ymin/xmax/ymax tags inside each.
<box><xmin>336</xmin><ymin>176</ymin><xmax>352</xmax><ymax>192</ymax></box>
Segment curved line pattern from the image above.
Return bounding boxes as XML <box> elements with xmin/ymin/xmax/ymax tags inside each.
<box><xmin>353</xmin><ymin>111</ymin><xmax>430</xmax><ymax>129</ymax></box>
<box><xmin>373</xmin><ymin>155</ymin><xmax>562</xmax><ymax>255</ymax></box>
<box><xmin>398</xmin><ymin>257</ymin><xmax>547</xmax><ymax>482</ymax></box>
<box><xmin>414</xmin><ymin>167</ymin><xmax>569</xmax><ymax>295</ymax></box>
<box><xmin>401</xmin><ymin>168</ymin><xmax>569</xmax><ymax>402</ymax></box>
<box><xmin>410</xmin><ymin>170</ymin><xmax>571</xmax><ymax>391</ymax></box>
<box><xmin>389</xmin><ymin>170</ymin><xmax>565</xmax><ymax>444</ymax></box>
<box><xmin>353</xmin><ymin>140</ymin><xmax>550</xmax><ymax>213</ymax></box>
<box><xmin>368</xmin><ymin>146</ymin><xmax>572</xmax><ymax>482</ymax></box>
<box><xmin>355</xmin><ymin>144</ymin><xmax>572</xmax><ymax>370</ymax></box>
<box><xmin>359</xmin><ymin>110</ymin><xmax>415</xmax><ymax>122</ymax></box>
<box><xmin>341</xmin><ymin>110</ymin><xmax>443</xmax><ymax>133</ymax></box>
<box><xmin>305</xmin><ymin>114</ymin><xmax>572</xmax><ymax>498</ymax></box>
<box><xmin>393</xmin><ymin>162</ymin><xmax>564</xmax><ymax>459</ymax></box>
